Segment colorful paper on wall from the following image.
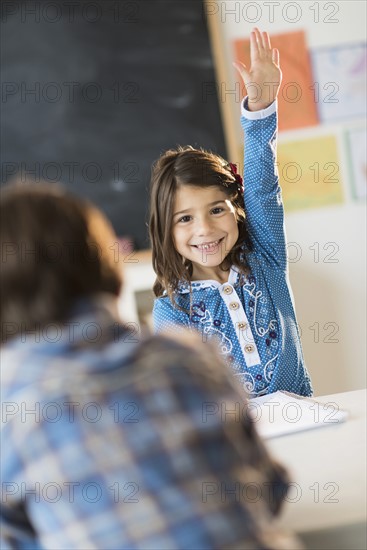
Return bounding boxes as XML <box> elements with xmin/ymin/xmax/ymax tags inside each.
<box><xmin>345</xmin><ymin>128</ymin><xmax>367</xmax><ymax>200</ymax></box>
<box><xmin>277</xmin><ymin>135</ymin><xmax>344</xmax><ymax>211</ymax></box>
<box><xmin>233</xmin><ymin>30</ymin><xmax>319</xmax><ymax>131</ymax></box>
<box><xmin>311</xmin><ymin>44</ymin><xmax>367</xmax><ymax>122</ymax></box>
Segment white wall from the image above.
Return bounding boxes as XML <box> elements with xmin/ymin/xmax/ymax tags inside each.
<box><xmin>210</xmin><ymin>0</ymin><xmax>366</xmax><ymax>395</ymax></box>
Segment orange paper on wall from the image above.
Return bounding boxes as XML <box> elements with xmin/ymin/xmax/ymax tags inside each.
<box><xmin>234</xmin><ymin>30</ymin><xmax>319</xmax><ymax>131</ymax></box>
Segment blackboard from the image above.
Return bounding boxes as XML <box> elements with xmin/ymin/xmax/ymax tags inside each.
<box><xmin>1</xmin><ymin>0</ymin><xmax>227</xmax><ymax>249</ymax></box>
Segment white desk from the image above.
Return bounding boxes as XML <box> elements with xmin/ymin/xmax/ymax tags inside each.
<box><xmin>267</xmin><ymin>389</ymin><xmax>366</xmax><ymax>545</ymax></box>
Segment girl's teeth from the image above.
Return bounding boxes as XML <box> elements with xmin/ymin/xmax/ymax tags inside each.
<box><xmin>197</xmin><ymin>240</ymin><xmax>220</xmax><ymax>250</ymax></box>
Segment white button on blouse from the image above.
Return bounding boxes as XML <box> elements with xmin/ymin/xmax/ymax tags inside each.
<box><xmin>223</xmin><ymin>285</ymin><xmax>233</xmax><ymax>295</ymax></box>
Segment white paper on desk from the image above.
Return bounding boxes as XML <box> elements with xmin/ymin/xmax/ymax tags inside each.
<box><xmin>249</xmin><ymin>391</ymin><xmax>349</xmax><ymax>439</ymax></box>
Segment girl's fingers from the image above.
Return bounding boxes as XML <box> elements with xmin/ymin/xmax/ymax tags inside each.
<box><xmin>253</xmin><ymin>28</ymin><xmax>272</xmax><ymax>59</ymax></box>
<box><xmin>262</xmin><ymin>31</ymin><xmax>271</xmax><ymax>52</ymax></box>
<box><xmin>272</xmin><ymin>48</ymin><xmax>280</xmax><ymax>66</ymax></box>
<box><xmin>250</xmin><ymin>29</ymin><xmax>260</xmax><ymax>58</ymax></box>
<box><xmin>249</xmin><ymin>28</ymin><xmax>278</xmax><ymax>64</ymax></box>
<box><xmin>254</xmin><ymin>28</ymin><xmax>263</xmax><ymax>50</ymax></box>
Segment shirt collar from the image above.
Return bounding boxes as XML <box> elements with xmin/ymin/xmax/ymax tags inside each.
<box><xmin>176</xmin><ymin>266</ymin><xmax>241</xmax><ymax>294</ymax></box>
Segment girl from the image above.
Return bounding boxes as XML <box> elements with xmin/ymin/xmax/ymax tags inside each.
<box><xmin>149</xmin><ymin>29</ymin><xmax>313</xmax><ymax>397</ymax></box>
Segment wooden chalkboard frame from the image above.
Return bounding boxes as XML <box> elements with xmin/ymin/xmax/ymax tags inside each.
<box><xmin>204</xmin><ymin>0</ymin><xmax>240</xmax><ymax>165</ymax></box>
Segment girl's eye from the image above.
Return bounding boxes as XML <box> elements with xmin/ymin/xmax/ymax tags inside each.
<box><xmin>177</xmin><ymin>215</ymin><xmax>192</xmax><ymax>223</ymax></box>
<box><xmin>211</xmin><ymin>207</ymin><xmax>224</xmax><ymax>215</ymax></box>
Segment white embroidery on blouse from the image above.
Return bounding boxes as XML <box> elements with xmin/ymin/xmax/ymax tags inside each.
<box><xmin>264</xmin><ymin>354</ymin><xmax>278</xmax><ymax>382</ymax></box>
<box><xmin>243</xmin><ymin>281</ymin><xmax>277</xmax><ymax>338</ymax></box>
<box><xmin>190</xmin><ymin>307</ymin><xmax>233</xmax><ymax>355</ymax></box>
<box><xmin>177</xmin><ymin>280</ymin><xmax>220</xmax><ymax>294</ymax></box>
<box><xmin>234</xmin><ymin>371</ymin><xmax>255</xmax><ymax>393</ymax></box>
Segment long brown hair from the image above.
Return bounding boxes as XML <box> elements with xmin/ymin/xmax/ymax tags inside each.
<box><xmin>149</xmin><ymin>146</ymin><xmax>252</xmax><ymax>304</ymax></box>
<box><xmin>0</xmin><ymin>183</ymin><xmax>122</xmax><ymax>343</ymax></box>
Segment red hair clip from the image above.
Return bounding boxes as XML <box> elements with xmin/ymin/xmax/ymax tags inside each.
<box><xmin>227</xmin><ymin>163</ymin><xmax>244</xmax><ymax>194</ymax></box>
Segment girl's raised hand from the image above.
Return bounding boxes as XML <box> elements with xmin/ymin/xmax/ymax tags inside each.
<box><xmin>233</xmin><ymin>28</ymin><xmax>282</xmax><ymax>112</ymax></box>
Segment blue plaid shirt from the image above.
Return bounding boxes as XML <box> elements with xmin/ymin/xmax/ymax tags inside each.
<box><xmin>1</xmin><ymin>297</ymin><xmax>300</xmax><ymax>549</ymax></box>
<box><xmin>153</xmin><ymin>100</ymin><xmax>313</xmax><ymax>398</ymax></box>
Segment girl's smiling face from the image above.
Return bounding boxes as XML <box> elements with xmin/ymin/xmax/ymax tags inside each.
<box><xmin>172</xmin><ymin>185</ymin><xmax>239</xmax><ymax>282</ymax></box>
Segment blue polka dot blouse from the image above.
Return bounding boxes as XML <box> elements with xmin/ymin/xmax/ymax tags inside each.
<box><xmin>153</xmin><ymin>99</ymin><xmax>313</xmax><ymax>398</ymax></box>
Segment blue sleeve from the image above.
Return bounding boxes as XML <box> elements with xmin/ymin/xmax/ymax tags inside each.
<box><xmin>241</xmin><ymin>99</ymin><xmax>287</xmax><ymax>271</ymax></box>
<box><xmin>152</xmin><ymin>297</ymin><xmax>191</xmax><ymax>334</ymax></box>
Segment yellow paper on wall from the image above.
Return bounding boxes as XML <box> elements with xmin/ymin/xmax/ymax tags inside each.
<box><xmin>277</xmin><ymin>135</ymin><xmax>344</xmax><ymax>211</ymax></box>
